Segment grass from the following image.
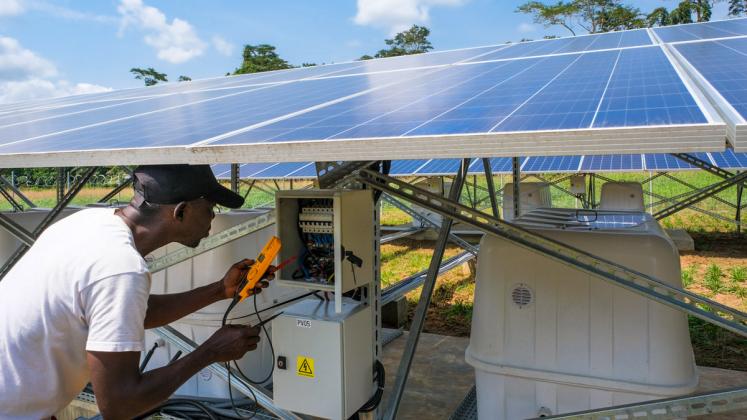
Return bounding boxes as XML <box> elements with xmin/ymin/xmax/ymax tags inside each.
<box><xmin>681</xmin><ymin>264</ymin><xmax>697</xmax><ymax>288</ymax></box>
<box><xmin>704</xmin><ymin>264</ymin><xmax>725</xmax><ymax>294</ymax></box>
<box><xmin>730</xmin><ymin>266</ymin><xmax>747</xmax><ymax>283</ymax></box>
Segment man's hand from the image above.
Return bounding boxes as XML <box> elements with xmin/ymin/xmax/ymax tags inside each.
<box><xmin>220</xmin><ymin>258</ymin><xmax>275</xmax><ymax>299</ymax></box>
<box><xmin>201</xmin><ymin>325</ymin><xmax>261</xmax><ymax>362</ymax></box>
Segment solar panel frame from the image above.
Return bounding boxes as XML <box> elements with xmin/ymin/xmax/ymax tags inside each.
<box><xmin>670</xmin><ymin>37</ymin><xmax>747</xmax><ymax>151</ymax></box>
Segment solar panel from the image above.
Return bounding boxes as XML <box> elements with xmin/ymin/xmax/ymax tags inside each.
<box><xmin>522</xmin><ymin>156</ymin><xmax>582</xmax><ymax>173</ymax></box>
<box><xmin>674</xmin><ymin>37</ymin><xmax>747</xmax><ymax>150</ymax></box>
<box><xmin>463</xmin><ymin>29</ymin><xmax>651</xmax><ymax>63</ymax></box>
<box><xmin>653</xmin><ymin>18</ymin><xmax>747</xmax><ymax>43</ymax></box>
<box><xmin>643</xmin><ymin>154</ymin><xmax>699</xmax><ymax>170</ymax></box>
<box><xmin>581</xmin><ymin>154</ymin><xmax>643</xmax><ymax>171</ymax></box>
<box><xmin>0</xmin><ymin>20</ymin><xmax>731</xmax><ymax>168</ymax></box>
<box><xmin>710</xmin><ymin>149</ymin><xmax>747</xmax><ymax>169</ymax></box>
<box><xmin>415</xmin><ymin>159</ymin><xmax>468</xmax><ymax>176</ymax></box>
<box><xmin>389</xmin><ymin>160</ymin><xmax>430</xmax><ymax>176</ymax></box>
<box><xmin>250</xmin><ymin>162</ymin><xmax>314</xmax><ymax>179</ymax></box>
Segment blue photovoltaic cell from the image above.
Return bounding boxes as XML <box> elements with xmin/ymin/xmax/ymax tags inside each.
<box><xmin>592</xmin><ymin>47</ymin><xmax>707</xmax><ymax>127</ymax></box>
<box><xmin>0</xmin><ymin>85</ymin><xmax>282</xmax><ymax>143</ymax></box>
<box><xmin>463</xmin><ymin>29</ymin><xmax>651</xmax><ymax>63</ymax></box>
<box><xmin>710</xmin><ymin>149</ymin><xmax>747</xmax><ymax>169</ymax></box>
<box><xmin>581</xmin><ymin>154</ymin><xmax>643</xmax><ymax>171</ymax></box>
<box><xmin>493</xmin><ymin>51</ymin><xmax>618</xmax><ymax>131</ymax></box>
<box><xmin>0</xmin><ymin>69</ymin><xmax>424</xmax><ymax>153</ymax></box>
<box><xmin>328</xmin><ymin>45</ymin><xmax>507</xmax><ymax>77</ymax></box>
<box><xmin>415</xmin><ymin>159</ymin><xmax>466</xmax><ymax>175</ymax></box>
<box><xmin>618</xmin><ymin>29</ymin><xmax>654</xmax><ymax>48</ymax></box>
<box><xmin>654</xmin><ymin>18</ymin><xmax>747</xmax><ymax>43</ymax></box>
<box><xmin>216</xmin><ymin>58</ymin><xmax>538</xmax><ymax>144</ymax></box>
<box><xmin>211</xmin><ymin>164</ymin><xmax>231</xmax><ymax>179</ymax></box>
<box><xmin>675</xmin><ymin>38</ymin><xmax>747</xmax><ymax>122</ymax></box>
<box><xmin>466</xmin><ymin>157</ymin><xmax>516</xmax><ymax>174</ymax></box>
<box><xmin>251</xmin><ymin>162</ymin><xmax>312</xmax><ymax>179</ymax></box>
<box><xmin>287</xmin><ymin>163</ymin><xmax>318</xmax><ymax>178</ymax></box>
<box><xmin>522</xmin><ymin>155</ymin><xmax>582</xmax><ymax>172</ymax></box>
<box><xmin>407</xmin><ymin>55</ymin><xmax>580</xmax><ymax>136</ymax></box>
<box><xmin>389</xmin><ymin>160</ymin><xmax>430</xmax><ymax>175</ymax></box>
<box><xmin>238</xmin><ymin>162</ymin><xmax>276</xmax><ymax>178</ymax></box>
<box><xmin>643</xmin><ymin>154</ymin><xmax>698</xmax><ymax>170</ymax></box>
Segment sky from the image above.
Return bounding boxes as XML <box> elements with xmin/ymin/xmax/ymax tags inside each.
<box><xmin>0</xmin><ymin>0</ymin><xmax>734</xmax><ymax>104</ymax></box>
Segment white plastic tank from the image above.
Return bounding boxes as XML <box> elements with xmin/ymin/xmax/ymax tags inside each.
<box><xmin>467</xmin><ymin>209</ymin><xmax>697</xmax><ymax>419</ymax></box>
<box><xmin>599</xmin><ymin>182</ymin><xmax>645</xmax><ymax>211</ymax></box>
<box><xmin>145</xmin><ymin>209</ymin><xmax>303</xmax><ymax>397</ymax></box>
<box><xmin>502</xmin><ymin>182</ymin><xmax>552</xmax><ymax>221</ymax></box>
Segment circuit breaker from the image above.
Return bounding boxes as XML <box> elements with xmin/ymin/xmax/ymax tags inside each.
<box><xmin>272</xmin><ymin>298</ymin><xmax>374</xmax><ymax>420</ymax></box>
<box><xmin>275</xmin><ymin>189</ymin><xmax>374</xmax><ymax>303</ymax></box>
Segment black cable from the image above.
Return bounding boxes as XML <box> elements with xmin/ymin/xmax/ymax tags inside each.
<box><xmin>139</xmin><ymin>341</ymin><xmax>159</xmax><ymax>373</ymax></box>
<box><xmin>358</xmin><ymin>360</ymin><xmax>386</xmax><ymax>413</ymax></box>
<box><xmin>135</xmin><ymin>398</ymin><xmax>218</xmax><ymax>420</ymax></box>
<box><xmin>229</xmin><ymin>291</ymin><xmax>315</xmax><ymax>321</ymax></box>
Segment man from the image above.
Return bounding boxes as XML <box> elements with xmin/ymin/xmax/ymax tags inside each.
<box><xmin>0</xmin><ymin>165</ymin><xmax>271</xmax><ymax>419</ymax></box>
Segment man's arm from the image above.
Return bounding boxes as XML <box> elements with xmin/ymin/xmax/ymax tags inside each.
<box><xmin>145</xmin><ymin>258</ymin><xmax>272</xmax><ymax>329</ymax></box>
<box><xmin>87</xmin><ymin>325</ymin><xmax>260</xmax><ymax>419</ymax></box>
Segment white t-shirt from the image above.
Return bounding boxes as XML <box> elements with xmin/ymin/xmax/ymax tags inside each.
<box><xmin>0</xmin><ymin>208</ymin><xmax>150</xmax><ymax>419</ymax></box>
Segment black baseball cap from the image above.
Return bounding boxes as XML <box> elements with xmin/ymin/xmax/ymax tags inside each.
<box><xmin>132</xmin><ymin>164</ymin><xmax>244</xmax><ymax>209</ymax></box>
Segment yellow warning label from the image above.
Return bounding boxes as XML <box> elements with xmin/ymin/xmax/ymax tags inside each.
<box><xmin>297</xmin><ymin>356</ymin><xmax>315</xmax><ymax>378</ymax></box>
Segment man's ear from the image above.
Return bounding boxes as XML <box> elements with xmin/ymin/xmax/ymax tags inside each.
<box><xmin>173</xmin><ymin>202</ymin><xmax>188</xmax><ymax>221</ymax></box>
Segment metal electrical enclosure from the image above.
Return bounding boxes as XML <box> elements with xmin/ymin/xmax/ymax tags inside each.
<box><xmin>275</xmin><ymin>189</ymin><xmax>374</xmax><ymax>312</ymax></box>
<box><xmin>272</xmin><ymin>298</ymin><xmax>374</xmax><ymax>420</ymax></box>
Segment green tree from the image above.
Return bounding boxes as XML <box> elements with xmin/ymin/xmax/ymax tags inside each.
<box><xmin>670</xmin><ymin>1</ymin><xmax>694</xmax><ymax>24</ymax></box>
<box><xmin>358</xmin><ymin>54</ymin><xmax>374</xmax><ymax>61</ymax></box>
<box><xmin>177</xmin><ymin>75</ymin><xmax>192</xmax><ymax>82</ymax></box>
<box><xmin>597</xmin><ymin>4</ymin><xmax>645</xmax><ymax>31</ymax></box>
<box><xmin>730</xmin><ymin>0</ymin><xmax>746</xmax><ymax>15</ymax></box>
<box><xmin>130</xmin><ymin>67</ymin><xmax>167</xmax><ymax>87</ymax></box>
<box><xmin>233</xmin><ymin>44</ymin><xmax>291</xmax><ymax>74</ymax></box>
<box><xmin>646</xmin><ymin>7</ymin><xmax>671</xmax><ymax>27</ymax></box>
<box><xmin>517</xmin><ymin>1</ymin><xmax>579</xmax><ymax>35</ymax></box>
<box><xmin>375</xmin><ymin>25</ymin><xmax>434</xmax><ymax>58</ymax></box>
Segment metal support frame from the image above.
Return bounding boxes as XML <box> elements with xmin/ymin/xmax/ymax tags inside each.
<box><xmin>230</xmin><ymin>164</ymin><xmax>240</xmax><ymax>193</ymax></box>
<box><xmin>356</xmin><ymin>169</ymin><xmax>747</xmax><ymax>337</ymax></box>
<box><xmin>314</xmin><ymin>161</ymin><xmax>375</xmax><ymax>189</ymax></box>
<box><xmin>0</xmin><ymin>167</ymin><xmax>98</xmax><ymax>280</ymax></box>
<box><xmin>383</xmin><ymin>158</ymin><xmax>471</xmax><ymax>420</ymax></box>
<box><xmin>512</xmin><ymin>157</ymin><xmax>521</xmax><ymax>218</ymax></box>
<box><xmin>654</xmin><ymin>171</ymin><xmax>747</xmax><ymax>220</ymax></box>
<box><xmin>56</xmin><ymin>168</ymin><xmax>66</xmax><ymax>204</ymax></box>
<box><xmin>661</xmin><ymin>172</ymin><xmax>736</xmax><ymax>210</ymax></box>
<box><xmin>593</xmin><ymin>173</ymin><xmax>741</xmax><ymax>227</ymax></box>
<box><xmin>737</xmin><ymin>176</ymin><xmax>744</xmax><ymax>234</ymax></box>
<box><xmin>588</xmin><ymin>173</ymin><xmax>596</xmax><ymax>208</ymax></box>
<box><xmin>672</xmin><ymin>153</ymin><xmax>744</xmax><ymax>185</ymax></box>
<box><xmin>0</xmin><ymin>213</ymin><xmax>34</xmax><ymax>246</ymax></box>
<box><xmin>97</xmin><ymin>176</ymin><xmax>132</xmax><ymax>204</ymax></box>
<box><xmin>0</xmin><ymin>176</ymin><xmax>35</xmax><ymax>208</ymax></box>
<box><xmin>153</xmin><ymin>326</ymin><xmax>301</xmax><ymax>420</ymax></box>
<box><xmin>381</xmin><ymin>194</ymin><xmax>478</xmax><ymax>255</ymax></box>
<box><xmin>532</xmin><ymin>386</ymin><xmax>747</xmax><ymax>419</ymax></box>
<box><xmin>483</xmin><ymin>158</ymin><xmax>499</xmax><ymax>218</ymax></box>
<box><xmin>0</xmin><ymin>184</ymin><xmax>23</xmax><ymax>211</ymax></box>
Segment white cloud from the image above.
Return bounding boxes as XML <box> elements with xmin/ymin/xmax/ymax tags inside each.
<box><xmin>0</xmin><ymin>36</ymin><xmax>110</xmax><ymax>104</ymax></box>
<box><xmin>212</xmin><ymin>35</ymin><xmax>234</xmax><ymax>56</ymax></box>
<box><xmin>517</xmin><ymin>22</ymin><xmax>536</xmax><ymax>34</ymax></box>
<box><xmin>0</xmin><ymin>36</ymin><xmax>57</xmax><ymax>80</ymax></box>
<box><xmin>0</xmin><ymin>0</ymin><xmax>24</xmax><ymax>16</ymax></box>
<box><xmin>117</xmin><ymin>0</ymin><xmax>206</xmax><ymax>64</ymax></box>
<box><xmin>354</xmin><ymin>0</ymin><xmax>467</xmax><ymax>34</ymax></box>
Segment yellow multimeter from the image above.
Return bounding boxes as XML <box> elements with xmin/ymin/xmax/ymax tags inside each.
<box><xmin>237</xmin><ymin>236</ymin><xmax>282</xmax><ymax>302</ymax></box>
